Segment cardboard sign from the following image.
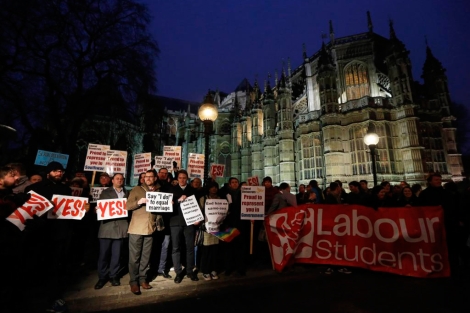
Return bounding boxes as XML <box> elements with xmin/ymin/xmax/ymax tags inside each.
<box><xmin>163</xmin><ymin>146</ymin><xmax>181</xmax><ymax>170</ymax></box>
<box><xmin>134</xmin><ymin>153</ymin><xmax>152</xmax><ymax>178</ymax></box>
<box><xmin>266</xmin><ymin>204</ymin><xmax>450</xmax><ymax>278</ymax></box>
<box><xmin>188</xmin><ymin>153</ymin><xmax>205</xmax><ymax>178</ymax></box>
<box><xmin>90</xmin><ymin>187</ymin><xmax>106</xmax><ymax>203</ymax></box>
<box><xmin>50</xmin><ymin>195</ymin><xmax>89</xmax><ymax>220</ymax></box>
<box><xmin>180</xmin><ymin>195</ymin><xmax>204</xmax><ymax>226</ymax></box>
<box><xmin>84</xmin><ymin>144</ymin><xmax>110</xmax><ymax>171</ymax></box>
<box><xmin>154</xmin><ymin>156</ymin><xmax>173</xmax><ymax>171</ymax></box>
<box><xmin>34</xmin><ymin>150</ymin><xmax>69</xmax><ymax>168</ymax></box>
<box><xmin>96</xmin><ymin>198</ymin><xmax>128</xmax><ymax>221</ymax></box>
<box><xmin>146</xmin><ymin>192</ymin><xmax>173</xmax><ymax>212</ymax></box>
<box><xmin>247</xmin><ymin>176</ymin><xmax>259</xmax><ymax>186</ymax></box>
<box><xmin>5</xmin><ymin>191</ymin><xmax>54</xmax><ymax>231</ymax></box>
<box><xmin>210</xmin><ymin>164</ymin><xmax>225</xmax><ymax>177</ymax></box>
<box><xmin>70</xmin><ymin>187</ymin><xmax>83</xmax><ymax>197</ymax></box>
<box><xmin>204</xmin><ymin>199</ymin><xmax>228</xmax><ymax>232</ymax></box>
<box><xmin>240</xmin><ymin>186</ymin><xmax>265</xmax><ymax>220</ymax></box>
<box><xmin>104</xmin><ymin>150</ymin><xmax>127</xmax><ymax>175</ymax></box>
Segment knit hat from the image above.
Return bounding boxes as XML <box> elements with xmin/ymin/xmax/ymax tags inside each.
<box><xmin>46</xmin><ymin>161</ymin><xmax>65</xmax><ymax>173</ymax></box>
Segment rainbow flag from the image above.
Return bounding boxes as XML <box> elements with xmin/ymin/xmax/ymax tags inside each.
<box><xmin>210</xmin><ymin>227</ymin><xmax>240</xmax><ymax>242</ymax></box>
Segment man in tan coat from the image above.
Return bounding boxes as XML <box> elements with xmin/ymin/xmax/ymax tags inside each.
<box><xmin>126</xmin><ymin>169</ymin><xmax>160</xmax><ymax>295</ymax></box>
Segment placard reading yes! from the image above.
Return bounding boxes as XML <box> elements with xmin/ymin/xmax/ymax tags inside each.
<box><xmin>146</xmin><ymin>192</ymin><xmax>173</xmax><ymax>212</ymax></box>
<box><xmin>96</xmin><ymin>198</ymin><xmax>128</xmax><ymax>221</ymax></box>
<box><xmin>180</xmin><ymin>195</ymin><xmax>204</xmax><ymax>226</ymax></box>
<box><xmin>50</xmin><ymin>195</ymin><xmax>89</xmax><ymax>220</ymax></box>
<box><xmin>6</xmin><ymin>191</ymin><xmax>54</xmax><ymax>231</ymax></box>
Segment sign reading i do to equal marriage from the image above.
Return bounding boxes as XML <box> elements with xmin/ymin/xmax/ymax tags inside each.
<box><xmin>163</xmin><ymin>146</ymin><xmax>181</xmax><ymax>170</ymax></box>
<box><xmin>146</xmin><ymin>192</ymin><xmax>173</xmax><ymax>213</ymax></box>
<box><xmin>133</xmin><ymin>152</ymin><xmax>152</xmax><ymax>178</ymax></box>
<box><xmin>84</xmin><ymin>144</ymin><xmax>110</xmax><ymax>171</ymax></box>
<box><xmin>241</xmin><ymin>186</ymin><xmax>265</xmax><ymax>220</ymax></box>
<box><xmin>154</xmin><ymin>156</ymin><xmax>173</xmax><ymax>170</ymax></box>
<box><xmin>180</xmin><ymin>195</ymin><xmax>204</xmax><ymax>226</ymax></box>
<box><xmin>34</xmin><ymin>150</ymin><xmax>69</xmax><ymax>168</ymax></box>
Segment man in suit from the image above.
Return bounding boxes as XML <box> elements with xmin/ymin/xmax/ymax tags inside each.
<box><xmin>94</xmin><ymin>173</ymin><xmax>129</xmax><ymax>289</ymax></box>
<box><xmin>267</xmin><ymin>182</ymin><xmax>297</xmax><ymax>215</ymax></box>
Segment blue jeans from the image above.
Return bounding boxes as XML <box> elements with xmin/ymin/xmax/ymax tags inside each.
<box><xmin>158</xmin><ymin>234</ymin><xmax>171</xmax><ymax>273</ymax></box>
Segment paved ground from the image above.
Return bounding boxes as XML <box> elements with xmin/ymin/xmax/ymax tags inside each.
<box><xmin>59</xmin><ymin>265</ymin><xmax>469</xmax><ymax>313</ymax></box>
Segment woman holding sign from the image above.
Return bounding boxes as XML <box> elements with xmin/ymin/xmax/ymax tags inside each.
<box><xmin>198</xmin><ymin>181</ymin><xmax>222</xmax><ymax>281</ymax></box>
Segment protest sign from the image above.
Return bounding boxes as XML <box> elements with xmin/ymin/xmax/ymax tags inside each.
<box><xmin>204</xmin><ymin>199</ymin><xmax>228</xmax><ymax>232</ymax></box>
<box><xmin>265</xmin><ymin>204</ymin><xmax>450</xmax><ymax>278</ymax></box>
<box><xmin>210</xmin><ymin>164</ymin><xmax>225</xmax><ymax>177</ymax></box>
<box><xmin>180</xmin><ymin>195</ymin><xmax>204</xmax><ymax>226</ymax></box>
<box><xmin>84</xmin><ymin>144</ymin><xmax>110</xmax><ymax>171</ymax></box>
<box><xmin>34</xmin><ymin>150</ymin><xmax>69</xmax><ymax>168</ymax></box>
<box><xmin>247</xmin><ymin>176</ymin><xmax>259</xmax><ymax>186</ymax></box>
<box><xmin>163</xmin><ymin>146</ymin><xmax>181</xmax><ymax>170</ymax></box>
<box><xmin>240</xmin><ymin>186</ymin><xmax>265</xmax><ymax>220</ymax></box>
<box><xmin>50</xmin><ymin>195</ymin><xmax>88</xmax><ymax>220</ymax></box>
<box><xmin>70</xmin><ymin>187</ymin><xmax>83</xmax><ymax>197</ymax></box>
<box><xmin>188</xmin><ymin>153</ymin><xmax>205</xmax><ymax>178</ymax></box>
<box><xmin>6</xmin><ymin>191</ymin><xmax>53</xmax><ymax>231</ymax></box>
<box><xmin>90</xmin><ymin>187</ymin><xmax>106</xmax><ymax>203</ymax></box>
<box><xmin>133</xmin><ymin>153</ymin><xmax>151</xmax><ymax>178</ymax></box>
<box><xmin>104</xmin><ymin>150</ymin><xmax>127</xmax><ymax>175</ymax></box>
<box><xmin>154</xmin><ymin>156</ymin><xmax>173</xmax><ymax>170</ymax></box>
<box><xmin>146</xmin><ymin>192</ymin><xmax>173</xmax><ymax>213</ymax></box>
<box><xmin>96</xmin><ymin>198</ymin><xmax>128</xmax><ymax>221</ymax></box>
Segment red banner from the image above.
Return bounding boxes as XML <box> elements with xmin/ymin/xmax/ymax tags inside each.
<box><xmin>265</xmin><ymin>204</ymin><xmax>450</xmax><ymax>278</ymax></box>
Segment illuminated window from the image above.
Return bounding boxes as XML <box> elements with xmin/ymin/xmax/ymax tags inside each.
<box><xmin>344</xmin><ymin>62</ymin><xmax>370</xmax><ymax>101</ymax></box>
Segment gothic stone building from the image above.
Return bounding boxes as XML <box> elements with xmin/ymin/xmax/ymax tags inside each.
<box><xmin>168</xmin><ymin>18</ymin><xmax>463</xmax><ymax>189</ymax></box>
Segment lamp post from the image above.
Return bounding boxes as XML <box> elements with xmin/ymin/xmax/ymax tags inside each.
<box><xmin>364</xmin><ymin>129</ymin><xmax>379</xmax><ymax>186</ymax></box>
<box><xmin>198</xmin><ymin>91</ymin><xmax>218</xmax><ymax>183</ymax></box>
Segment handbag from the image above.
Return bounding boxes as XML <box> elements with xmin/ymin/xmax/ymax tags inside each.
<box><xmin>194</xmin><ymin>225</ymin><xmax>205</xmax><ymax>246</ymax></box>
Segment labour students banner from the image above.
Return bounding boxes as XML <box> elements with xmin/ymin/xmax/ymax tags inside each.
<box><xmin>6</xmin><ymin>191</ymin><xmax>54</xmax><ymax>231</ymax></box>
<box><xmin>265</xmin><ymin>204</ymin><xmax>450</xmax><ymax>278</ymax></box>
<box><xmin>96</xmin><ymin>198</ymin><xmax>128</xmax><ymax>221</ymax></box>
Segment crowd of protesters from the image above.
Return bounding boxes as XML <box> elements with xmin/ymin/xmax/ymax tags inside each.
<box><xmin>2</xmin><ymin>161</ymin><xmax>470</xmax><ymax>313</ymax></box>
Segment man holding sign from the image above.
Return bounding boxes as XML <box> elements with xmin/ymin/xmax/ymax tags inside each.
<box><xmin>94</xmin><ymin>174</ymin><xmax>129</xmax><ymax>290</ymax></box>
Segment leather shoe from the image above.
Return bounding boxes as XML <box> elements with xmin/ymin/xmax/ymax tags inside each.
<box><xmin>94</xmin><ymin>279</ymin><xmax>107</xmax><ymax>290</ymax></box>
<box><xmin>187</xmin><ymin>272</ymin><xmax>199</xmax><ymax>281</ymax></box>
<box><xmin>158</xmin><ymin>271</ymin><xmax>172</xmax><ymax>279</ymax></box>
<box><xmin>174</xmin><ymin>273</ymin><xmax>184</xmax><ymax>284</ymax></box>
<box><xmin>110</xmin><ymin>277</ymin><xmax>120</xmax><ymax>286</ymax></box>
<box><xmin>130</xmin><ymin>284</ymin><xmax>141</xmax><ymax>295</ymax></box>
<box><xmin>140</xmin><ymin>281</ymin><xmax>152</xmax><ymax>289</ymax></box>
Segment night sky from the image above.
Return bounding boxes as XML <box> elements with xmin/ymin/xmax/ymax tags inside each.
<box><xmin>146</xmin><ymin>0</ymin><xmax>469</xmax><ymax>106</ymax></box>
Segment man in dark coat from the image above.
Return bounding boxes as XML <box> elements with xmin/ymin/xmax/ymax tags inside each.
<box><xmin>94</xmin><ymin>173</ymin><xmax>129</xmax><ymax>289</ymax></box>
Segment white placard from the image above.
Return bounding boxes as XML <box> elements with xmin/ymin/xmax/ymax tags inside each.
<box><xmin>180</xmin><ymin>195</ymin><xmax>204</xmax><ymax>226</ymax></box>
<box><xmin>96</xmin><ymin>198</ymin><xmax>128</xmax><ymax>221</ymax></box>
<box><xmin>5</xmin><ymin>191</ymin><xmax>54</xmax><ymax>231</ymax></box>
<box><xmin>84</xmin><ymin>144</ymin><xmax>110</xmax><ymax>171</ymax></box>
<box><xmin>134</xmin><ymin>152</ymin><xmax>152</xmax><ymax>178</ymax></box>
<box><xmin>204</xmin><ymin>199</ymin><xmax>228</xmax><ymax>232</ymax></box>
<box><xmin>240</xmin><ymin>186</ymin><xmax>265</xmax><ymax>220</ymax></box>
<box><xmin>154</xmin><ymin>156</ymin><xmax>173</xmax><ymax>170</ymax></box>
<box><xmin>104</xmin><ymin>150</ymin><xmax>127</xmax><ymax>175</ymax></box>
<box><xmin>50</xmin><ymin>195</ymin><xmax>88</xmax><ymax>220</ymax></box>
<box><xmin>146</xmin><ymin>192</ymin><xmax>173</xmax><ymax>212</ymax></box>
<box><xmin>188</xmin><ymin>153</ymin><xmax>204</xmax><ymax>178</ymax></box>
<box><xmin>90</xmin><ymin>187</ymin><xmax>106</xmax><ymax>203</ymax></box>
<box><xmin>163</xmin><ymin>146</ymin><xmax>181</xmax><ymax>170</ymax></box>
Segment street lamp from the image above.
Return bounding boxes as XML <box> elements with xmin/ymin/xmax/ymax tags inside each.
<box><xmin>364</xmin><ymin>127</ymin><xmax>379</xmax><ymax>186</ymax></box>
<box><xmin>198</xmin><ymin>91</ymin><xmax>218</xmax><ymax>183</ymax></box>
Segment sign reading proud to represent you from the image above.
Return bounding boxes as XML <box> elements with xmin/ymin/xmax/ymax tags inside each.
<box><xmin>90</xmin><ymin>187</ymin><xmax>106</xmax><ymax>203</ymax></box>
<box><xmin>34</xmin><ymin>150</ymin><xmax>69</xmax><ymax>168</ymax></box>
<box><xmin>133</xmin><ymin>153</ymin><xmax>151</xmax><ymax>178</ymax></box>
<box><xmin>180</xmin><ymin>195</ymin><xmax>204</xmax><ymax>226</ymax></box>
<box><xmin>154</xmin><ymin>156</ymin><xmax>173</xmax><ymax>170</ymax></box>
<box><xmin>210</xmin><ymin>164</ymin><xmax>225</xmax><ymax>177</ymax></box>
<box><xmin>188</xmin><ymin>153</ymin><xmax>205</xmax><ymax>178</ymax></box>
<box><xmin>50</xmin><ymin>195</ymin><xmax>89</xmax><ymax>220</ymax></box>
<box><xmin>241</xmin><ymin>186</ymin><xmax>265</xmax><ymax>220</ymax></box>
<box><xmin>163</xmin><ymin>146</ymin><xmax>181</xmax><ymax>170</ymax></box>
<box><xmin>84</xmin><ymin>144</ymin><xmax>110</xmax><ymax>171</ymax></box>
<box><xmin>96</xmin><ymin>198</ymin><xmax>128</xmax><ymax>221</ymax></box>
<box><xmin>104</xmin><ymin>150</ymin><xmax>127</xmax><ymax>175</ymax></box>
<box><xmin>6</xmin><ymin>191</ymin><xmax>54</xmax><ymax>231</ymax></box>
<box><xmin>146</xmin><ymin>192</ymin><xmax>173</xmax><ymax>213</ymax></box>
<box><xmin>204</xmin><ymin>199</ymin><xmax>228</xmax><ymax>232</ymax></box>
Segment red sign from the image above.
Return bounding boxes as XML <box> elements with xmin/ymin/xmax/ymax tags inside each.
<box><xmin>96</xmin><ymin>198</ymin><xmax>128</xmax><ymax>221</ymax></box>
<box><xmin>247</xmin><ymin>176</ymin><xmax>259</xmax><ymax>186</ymax></box>
<box><xmin>51</xmin><ymin>195</ymin><xmax>88</xmax><ymax>220</ymax></box>
<box><xmin>210</xmin><ymin>164</ymin><xmax>225</xmax><ymax>177</ymax></box>
<box><xmin>265</xmin><ymin>204</ymin><xmax>450</xmax><ymax>278</ymax></box>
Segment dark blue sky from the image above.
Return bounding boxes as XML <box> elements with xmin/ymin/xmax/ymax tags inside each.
<box><xmin>146</xmin><ymin>0</ymin><xmax>469</xmax><ymax>106</ymax></box>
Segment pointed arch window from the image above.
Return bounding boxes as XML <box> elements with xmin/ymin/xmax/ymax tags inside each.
<box><xmin>344</xmin><ymin>62</ymin><xmax>370</xmax><ymax>101</ymax></box>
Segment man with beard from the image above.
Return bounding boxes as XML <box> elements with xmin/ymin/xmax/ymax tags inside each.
<box><xmin>25</xmin><ymin>161</ymin><xmax>72</xmax><ymax>313</ymax></box>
